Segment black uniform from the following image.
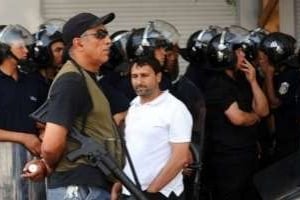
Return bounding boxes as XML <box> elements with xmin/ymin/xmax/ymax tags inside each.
<box><xmin>98</xmin><ymin>74</ymin><xmax>130</xmax><ymax>115</ymax></box>
<box><xmin>204</xmin><ymin>72</ymin><xmax>259</xmax><ymax>200</ymax></box>
<box><xmin>101</xmin><ymin>62</ymin><xmax>136</xmax><ymax>101</ymax></box>
<box><xmin>184</xmin><ymin>61</ymin><xmax>214</xmax><ymax>92</ymax></box>
<box><xmin>0</xmin><ymin>70</ymin><xmax>46</xmax><ymax>132</ymax></box>
<box><xmin>0</xmin><ymin>69</ymin><xmax>47</xmax><ymax>200</ymax></box>
<box><xmin>273</xmin><ymin>59</ymin><xmax>300</xmax><ymax>160</ymax></box>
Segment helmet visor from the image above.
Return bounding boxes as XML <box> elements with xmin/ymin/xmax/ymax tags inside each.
<box><xmin>0</xmin><ymin>24</ymin><xmax>34</xmax><ymax>47</ymax></box>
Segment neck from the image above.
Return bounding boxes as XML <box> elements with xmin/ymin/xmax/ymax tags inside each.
<box><xmin>140</xmin><ymin>90</ymin><xmax>163</xmax><ymax>104</ymax></box>
<box><xmin>0</xmin><ymin>60</ymin><xmax>18</xmax><ymax>80</ymax></box>
<box><xmin>70</xmin><ymin>52</ymin><xmax>101</xmax><ymax>73</ymax></box>
<box><xmin>40</xmin><ymin>67</ymin><xmax>57</xmax><ymax>80</ymax></box>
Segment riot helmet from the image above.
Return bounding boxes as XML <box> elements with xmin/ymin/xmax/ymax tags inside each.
<box><xmin>151</xmin><ymin>19</ymin><xmax>180</xmax><ymax>48</ymax></box>
<box><xmin>259</xmin><ymin>32</ymin><xmax>296</xmax><ymax>67</ymax></box>
<box><xmin>240</xmin><ymin>28</ymin><xmax>268</xmax><ymax>61</ymax></box>
<box><xmin>207</xmin><ymin>28</ymin><xmax>246</xmax><ymax>70</ymax></box>
<box><xmin>182</xmin><ymin>25</ymin><xmax>222</xmax><ymax>63</ymax></box>
<box><xmin>109</xmin><ymin>30</ymin><xmax>131</xmax><ymax>68</ymax></box>
<box><xmin>32</xmin><ymin>19</ymin><xmax>65</xmax><ymax>67</ymax></box>
<box><xmin>126</xmin><ymin>21</ymin><xmax>169</xmax><ymax>61</ymax></box>
<box><xmin>0</xmin><ymin>24</ymin><xmax>34</xmax><ymax>64</ymax></box>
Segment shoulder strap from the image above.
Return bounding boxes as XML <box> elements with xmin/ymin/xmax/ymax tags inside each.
<box><xmin>69</xmin><ymin>58</ymin><xmax>89</xmax><ymax>133</ymax></box>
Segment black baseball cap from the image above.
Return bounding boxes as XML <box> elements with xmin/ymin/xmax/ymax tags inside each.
<box><xmin>62</xmin><ymin>12</ymin><xmax>115</xmax><ymax>46</ymax></box>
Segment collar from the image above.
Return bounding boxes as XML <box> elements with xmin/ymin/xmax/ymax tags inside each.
<box><xmin>85</xmin><ymin>69</ymin><xmax>99</xmax><ymax>82</ymax></box>
<box><xmin>131</xmin><ymin>90</ymin><xmax>169</xmax><ymax>107</ymax></box>
<box><xmin>0</xmin><ymin>68</ymin><xmax>22</xmax><ymax>81</ymax></box>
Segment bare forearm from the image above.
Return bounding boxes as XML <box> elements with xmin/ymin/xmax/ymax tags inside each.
<box><xmin>0</xmin><ymin>129</ymin><xmax>27</xmax><ymax>143</ymax></box>
<box><xmin>0</xmin><ymin>129</ymin><xmax>36</xmax><ymax>146</ymax></box>
<box><xmin>239</xmin><ymin>111</ymin><xmax>260</xmax><ymax>126</ymax></box>
<box><xmin>225</xmin><ymin>102</ymin><xmax>260</xmax><ymax>126</ymax></box>
<box><xmin>250</xmin><ymin>80</ymin><xmax>269</xmax><ymax>117</ymax></box>
<box><xmin>41</xmin><ymin>148</ymin><xmax>64</xmax><ymax>169</ymax></box>
<box><xmin>40</xmin><ymin>123</ymin><xmax>68</xmax><ymax>169</ymax></box>
<box><xmin>264</xmin><ymin>75</ymin><xmax>281</xmax><ymax>109</ymax></box>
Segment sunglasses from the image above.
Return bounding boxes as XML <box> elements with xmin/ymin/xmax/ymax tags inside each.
<box><xmin>81</xmin><ymin>29</ymin><xmax>109</xmax><ymax>40</ymax></box>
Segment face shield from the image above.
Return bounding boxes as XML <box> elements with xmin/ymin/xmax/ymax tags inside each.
<box><xmin>228</xmin><ymin>25</ymin><xmax>249</xmax><ymax>36</ymax></box>
<box><xmin>220</xmin><ymin>27</ymin><xmax>248</xmax><ymax>51</ymax></box>
<box><xmin>35</xmin><ymin>19</ymin><xmax>65</xmax><ymax>49</ymax></box>
<box><xmin>141</xmin><ymin>21</ymin><xmax>171</xmax><ymax>50</ymax></box>
<box><xmin>39</xmin><ymin>18</ymin><xmax>65</xmax><ymax>34</ymax></box>
<box><xmin>0</xmin><ymin>24</ymin><xmax>34</xmax><ymax>48</ymax></box>
<box><xmin>112</xmin><ymin>31</ymin><xmax>131</xmax><ymax>61</ymax></box>
<box><xmin>240</xmin><ymin>28</ymin><xmax>269</xmax><ymax>61</ymax></box>
<box><xmin>194</xmin><ymin>25</ymin><xmax>223</xmax><ymax>51</ymax></box>
<box><xmin>151</xmin><ymin>19</ymin><xmax>180</xmax><ymax>48</ymax></box>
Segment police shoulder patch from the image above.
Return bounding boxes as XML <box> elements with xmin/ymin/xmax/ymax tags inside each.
<box><xmin>278</xmin><ymin>82</ymin><xmax>290</xmax><ymax>95</ymax></box>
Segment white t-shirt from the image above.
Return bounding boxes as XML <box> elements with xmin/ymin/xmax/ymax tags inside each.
<box><xmin>122</xmin><ymin>90</ymin><xmax>192</xmax><ymax>197</ymax></box>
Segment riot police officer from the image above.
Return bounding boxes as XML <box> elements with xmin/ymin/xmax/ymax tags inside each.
<box><xmin>99</xmin><ymin>30</ymin><xmax>131</xmax><ymax>126</ymax></box>
<box><xmin>259</xmin><ymin>32</ymin><xmax>300</xmax><ymax>161</ymax></box>
<box><xmin>0</xmin><ymin>24</ymin><xmax>47</xmax><ymax>200</ymax></box>
<box><xmin>182</xmin><ymin>26</ymin><xmax>221</xmax><ymax>91</ymax></box>
<box><xmin>31</xmin><ymin>19</ymin><xmax>65</xmax><ymax>83</ymax></box>
<box><xmin>239</xmin><ymin>28</ymin><xmax>276</xmax><ymax>168</ymax></box>
<box><xmin>204</xmin><ymin>28</ymin><xmax>269</xmax><ymax>200</ymax></box>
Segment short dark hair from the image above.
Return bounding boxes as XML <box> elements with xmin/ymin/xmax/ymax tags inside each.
<box><xmin>129</xmin><ymin>56</ymin><xmax>162</xmax><ymax>74</ymax></box>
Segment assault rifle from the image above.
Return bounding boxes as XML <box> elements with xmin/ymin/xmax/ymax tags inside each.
<box><xmin>67</xmin><ymin>127</ymin><xmax>147</xmax><ymax>200</ymax></box>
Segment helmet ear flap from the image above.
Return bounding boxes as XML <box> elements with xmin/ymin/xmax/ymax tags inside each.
<box><xmin>0</xmin><ymin>43</ymin><xmax>11</xmax><ymax>64</ymax></box>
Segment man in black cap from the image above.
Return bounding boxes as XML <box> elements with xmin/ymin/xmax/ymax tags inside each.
<box><xmin>22</xmin><ymin>12</ymin><xmax>124</xmax><ymax>200</ymax></box>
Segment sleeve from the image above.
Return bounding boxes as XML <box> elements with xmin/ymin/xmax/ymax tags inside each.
<box><xmin>44</xmin><ymin>72</ymin><xmax>92</xmax><ymax>129</ymax></box>
<box><xmin>169</xmin><ymin>101</ymin><xmax>193</xmax><ymax>143</ymax></box>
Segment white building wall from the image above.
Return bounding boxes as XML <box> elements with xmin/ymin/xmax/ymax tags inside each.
<box><xmin>0</xmin><ymin>0</ymin><xmax>261</xmax><ymax>71</ymax></box>
<box><xmin>239</xmin><ymin>0</ymin><xmax>259</xmax><ymax>30</ymax></box>
<box><xmin>0</xmin><ymin>0</ymin><xmax>42</xmax><ymax>32</ymax></box>
<box><xmin>0</xmin><ymin>0</ymin><xmax>260</xmax><ymax>39</ymax></box>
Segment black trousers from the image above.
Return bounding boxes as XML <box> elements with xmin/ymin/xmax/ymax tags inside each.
<box><xmin>121</xmin><ymin>191</ymin><xmax>184</xmax><ymax>200</ymax></box>
<box><xmin>207</xmin><ymin>153</ymin><xmax>261</xmax><ymax>200</ymax></box>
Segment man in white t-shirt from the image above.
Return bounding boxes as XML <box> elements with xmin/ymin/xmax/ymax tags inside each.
<box><xmin>111</xmin><ymin>56</ymin><xmax>192</xmax><ymax>200</ymax></box>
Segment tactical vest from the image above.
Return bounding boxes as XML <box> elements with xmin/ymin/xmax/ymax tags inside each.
<box><xmin>50</xmin><ymin>61</ymin><xmax>124</xmax><ymax>173</ymax></box>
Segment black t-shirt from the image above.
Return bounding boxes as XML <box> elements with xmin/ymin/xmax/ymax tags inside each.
<box><xmin>44</xmin><ymin>72</ymin><xmax>91</xmax><ymax>129</ymax></box>
<box><xmin>28</xmin><ymin>71</ymin><xmax>51</xmax><ymax>105</ymax></box>
<box><xmin>0</xmin><ymin>70</ymin><xmax>46</xmax><ymax>133</ymax></box>
<box><xmin>41</xmin><ymin>72</ymin><xmax>112</xmax><ymax>189</ymax></box>
<box><xmin>98</xmin><ymin>75</ymin><xmax>130</xmax><ymax>115</ymax></box>
<box><xmin>204</xmin><ymin>72</ymin><xmax>257</xmax><ymax>155</ymax></box>
<box><xmin>273</xmin><ymin>67</ymin><xmax>300</xmax><ymax>140</ymax></box>
<box><xmin>101</xmin><ymin>69</ymin><xmax>136</xmax><ymax>101</ymax></box>
<box><xmin>184</xmin><ymin>61</ymin><xmax>214</xmax><ymax>91</ymax></box>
